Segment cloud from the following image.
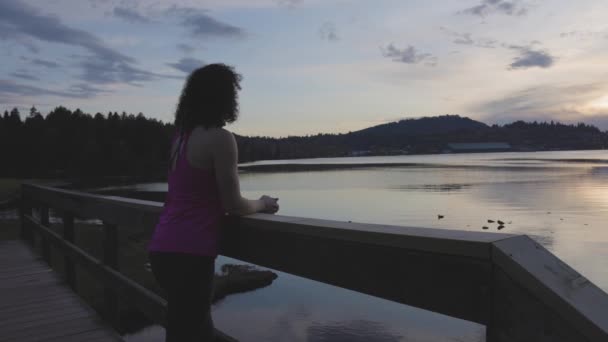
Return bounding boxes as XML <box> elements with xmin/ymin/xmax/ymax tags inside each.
<box><xmin>67</xmin><ymin>83</ymin><xmax>110</xmax><ymax>98</ymax></box>
<box><xmin>10</xmin><ymin>71</ymin><xmax>39</xmax><ymax>81</ymax></box>
<box><xmin>276</xmin><ymin>0</ymin><xmax>303</xmax><ymax>9</ymax></box>
<box><xmin>453</xmin><ymin>32</ymin><xmax>474</xmax><ymax>45</ymax></box>
<box><xmin>560</xmin><ymin>30</ymin><xmax>606</xmax><ymax>41</ymax></box>
<box><xmin>167</xmin><ymin>57</ymin><xmax>205</xmax><ymax>73</ymax></box>
<box><xmin>472</xmin><ymin>83</ymin><xmax>608</xmax><ymax>129</ymax></box>
<box><xmin>177</xmin><ymin>43</ymin><xmax>196</xmax><ymax>54</ymax></box>
<box><xmin>0</xmin><ymin>0</ymin><xmax>165</xmax><ymax>86</ymax></box>
<box><xmin>439</xmin><ymin>27</ymin><xmax>551</xmax><ymax>70</ymax></box>
<box><xmin>0</xmin><ymin>79</ymin><xmax>103</xmax><ymax>99</ymax></box>
<box><xmin>0</xmin><ymin>20</ymin><xmax>40</xmax><ymax>53</ymax></box>
<box><xmin>165</xmin><ymin>6</ymin><xmax>245</xmax><ymax>38</ymax></box>
<box><xmin>32</xmin><ymin>58</ymin><xmax>60</xmax><ymax>68</ymax></box>
<box><xmin>461</xmin><ymin>0</ymin><xmax>528</xmax><ymax>18</ymax></box>
<box><xmin>78</xmin><ymin>56</ymin><xmax>179</xmax><ymax>84</ymax></box>
<box><xmin>508</xmin><ymin>45</ymin><xmax>554</xmax><ymax>69</ymax></box>
<box><xmin>381</xmin><ymin>44</ymin><xmax>437</xmax><ymax>66</ymax></box>
<box><xmin>0</xmin><ymin>1</ymin><xmax>131</xmax><ymax>62</ymax></box>
<box><xmin>112</xmin><ymin>6</ymin><xmax>152</xmax><ymax>24</ymax></box>
<box><xmin>319</xmin><ymin>21</ymin><xmax>339</xmax><ymax>42</ymax></box>
<box><xmin>439</xmin><ymin>27</ymin><xmax>497</xmax><ymax>48</ymax></box>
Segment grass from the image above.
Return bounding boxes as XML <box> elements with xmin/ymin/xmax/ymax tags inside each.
<box><xmin>0</xmin><ymin>220</ymin><xmax>20</xmax><ymax>240</ymax></box>
<box><xmin>0</xmin><ymin>178</ymin><xmax>21</xmax><ymax>202</ymax></box>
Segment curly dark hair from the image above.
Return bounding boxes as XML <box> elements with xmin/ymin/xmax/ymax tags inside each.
<box><xmin>174</xmin><ymin>63</ymin><xmax>242</xmax><ymax>132</ymax></box>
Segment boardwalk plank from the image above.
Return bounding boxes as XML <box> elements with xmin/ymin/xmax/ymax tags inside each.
<box><xmin>45</xmin><ymin>328</ymin><xmax>124</xmax><ymax>342</ymax></box>
<box><xmin>0</xmin><ymin>240</ymin><xmax>123</xmax><ymax>342</ymax></box>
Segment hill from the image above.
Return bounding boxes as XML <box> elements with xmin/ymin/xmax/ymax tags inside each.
<box><xmin>237</xmin><ymin>115</ymin><xmax>607</xmax><ymax>161</ymax></box>
<box><xmin>345</xmin><ymin>115</ymin><xmax>488</xmax><ymax>150</ymax></box>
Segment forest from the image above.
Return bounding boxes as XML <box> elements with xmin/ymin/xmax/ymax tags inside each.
<box><xmin>1</xmin><ymin>106</ymin><xmax>606</xmax><ymax>178</ymax></box>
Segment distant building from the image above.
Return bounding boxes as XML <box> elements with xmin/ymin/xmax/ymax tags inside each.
<box><xmin>444</xmin><ymin>142</ymin><xmax>512</xmax><ymax>153</ymax></box>
<box><xmin>350</xmin><ymin>150</ymin><xmax>372</xmax><ymax>157</ymax></box>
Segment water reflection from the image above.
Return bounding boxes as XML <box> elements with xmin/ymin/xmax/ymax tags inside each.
<box><xmin>120</xmin><ymin>150</ymin><xmax>608</xmax><ymax>341</ymax></box>
<box><xmin>391</xmin><ymin>183</ymin><xmax>472</xmax><ymax>193</ymax></box>
<box><xmin>210</xmin><ymin>261</ymin><xmax>485</xmax><ymax>342</ymax></box>
<box><xmin>307</xmin><ymin>320</ymin><xmax>403</xmax><ymax>342</ymax></box>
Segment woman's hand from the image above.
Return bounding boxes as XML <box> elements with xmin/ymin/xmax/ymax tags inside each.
<box><xmin>259</xmin><ymin>195</ymin><xmax>279</xmax><ymax>214</ymax></box>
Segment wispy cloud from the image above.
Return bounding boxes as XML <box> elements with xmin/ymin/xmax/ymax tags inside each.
<box><xmin>167</xmin><ymin>57</ymin><xmax>205</xmax><ymax>74</ymax></box>
<box><xmin>440</xmin><ymin>26</ymin><xmax>553</xmax><ymax>70</ymax></box>
<box><xmin>10</xmin><ymin>71</ymin><xmax>39</xmax><ymax>81</ymax></box>
<box><xmin>67</xmin><ymin>83</ymin><xmax>110</xmax><ymax>98</ymax></box>
<box><xmin>0</xmin><ymin>1</ymin><xmax>130</xmax><ymax>62</ymax></box>
<box><xmin>559</xmin><ymin>30</ymin><xmax>606</xmax><ymax>41</ymax></box>
<box><xmin>319</xmin><ymin>21</ymin><xmax>339</xmax><ymax>42</ymax></box>
<box><xmin>177</xmin><ymin>43</ymin><xmax>196</xmax><ymax>54</ymax></box>
<box><xmin>0</xmin><ymin>79</ymin><xmax>104</xmax><ymax>99</ymax></box>
<box><xmin>0</xmin><ymin>0</ymin><xmax>163</xmax><ymax>86</ymax></box>
<box><xmin>276</xmin><ymin>0</ymin><xmax>303</xmax><ymax>9</ymax></box>
<box><xmin>165</xmin><ymin>5</ymin><xmax>245</xmax><ymax>38</ymax></box>
<box><xmin>112</xmin><ymin>6</ymin><xmax>152</xmax><ymax>24</ymax></box>
<box><xmin>461</xmin><ymin>0</ymin><xmax>528</xmax><ymax>18</ymax></box>
<box><xmin>32</xmin><ymin>58</ymin><xmax>60</xmax><ymax>68</ymax></box>
<box><xmin>508</xmin><ymin>45</ymin><xmax>554</xmax><ymax>70</ymax></box>
<box><xmin>381</xmin><ymin>44</ymin><xmax>437</xmax><ymax>66</ymax></box>
<box><xmin>440</xmin><ymin>27</ymin><xmax>497</xmax><ymax>48</ymax></box>
<box><xmin>78</xmin><ymin>57</ymin><xmax>170</xmax><ymax>84</ymax></box>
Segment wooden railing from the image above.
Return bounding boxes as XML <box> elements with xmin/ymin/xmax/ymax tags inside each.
<box><xmin>19</xmin><ymin>183</ymin><xmax>236</xmax><ymax>341</ymax></box>
<box><xmin>19</xmin><ymin>183</ymin><xmax>608</xmax><ymax>342</ymax></box>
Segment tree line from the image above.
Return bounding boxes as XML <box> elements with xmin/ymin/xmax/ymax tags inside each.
<box><xmin>1</xmin><ymin>107</ymin><xmax>606</xmax><ymax>178</ymax></box>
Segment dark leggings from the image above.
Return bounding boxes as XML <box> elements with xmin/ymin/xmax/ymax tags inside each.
<box><xmin>149</xmin><ymin>252</ymin><xmax>216</xmax><ymax>342</ymax></box>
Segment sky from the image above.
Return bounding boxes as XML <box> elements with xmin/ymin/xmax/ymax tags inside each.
<box><xmin>1</xmin><ymin>0</ymin><xmax>608</xmax><ymax>137</ymax></box>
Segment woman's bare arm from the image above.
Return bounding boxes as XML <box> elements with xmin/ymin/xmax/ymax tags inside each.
<box><xmin>213</xmin><ymin>130</ymin><xmax>278</xmax><ymax>215</ymax></box>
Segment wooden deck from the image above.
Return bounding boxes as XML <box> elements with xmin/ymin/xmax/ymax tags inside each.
<box><xmin>0</xmin><ymin>240</ymin><xmax>123</xmax><ymax>342</ymax></box>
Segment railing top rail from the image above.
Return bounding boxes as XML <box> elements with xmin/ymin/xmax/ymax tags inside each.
<box><xmin>22</xmin><ymin>182</ymin><xmax>163</xmax><ymax>211</ymax></box>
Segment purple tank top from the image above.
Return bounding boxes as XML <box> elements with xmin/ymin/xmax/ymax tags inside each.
<box><xmin>148</xmin><ymin>131</ymin><xmax>224</xmax><ymax>257</ymax></box>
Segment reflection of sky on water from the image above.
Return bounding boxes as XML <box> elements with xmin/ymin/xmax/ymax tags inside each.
<box><xmin>211</xmin><ymin>260</ymin><xmax>484</xmax><ymax>342</ymax></box>
<box><xmin>239</xmin><ymin>150</ymin><xmax>608</xmax><ymax>168</ymax></box>
<box><xmin>307</xmin><ymin>320</ymin><xmax>403</xmax><ymax>342</ymax></box>
<box><xmin>125</xmin><ymin>264</ymin><xmax>485</xmax><ymax>342</ymax></box>
<box><xmin>123</xmin><ymin>150</ymin><xmax>608</xmax><ymax>341</ymax></box>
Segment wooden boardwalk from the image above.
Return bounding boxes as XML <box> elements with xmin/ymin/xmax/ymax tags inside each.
<box><xmin>0</xmin><ymin>240</ymin><xmax>123</xmax><ymax>342</ymax></box>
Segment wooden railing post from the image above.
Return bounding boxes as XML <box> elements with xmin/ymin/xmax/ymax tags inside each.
<box><xmin>103</xmin><ymin>222</ymin><xmax>120</xmax><ymax>327</ymax></box>
<box><xmin>19</xmin><ymin>195</ymin><xmax>33</xmax><ymax>243</ymax></box>
<box><xmin>40</xmin><ymin>206</ymin><xmax>51</xmax><ymax>265</ymax></box>
<box><xmin>63</xmin><ymin>213</ymin><xmax>76</xmax><ymax>290</ymax></box>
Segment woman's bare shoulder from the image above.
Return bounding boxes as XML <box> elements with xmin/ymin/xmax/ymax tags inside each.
<box><xmin>191</xmin><ymin>126</ymin><xmax>232</xmax><ymax>140</ymax></box>
<box><xmin>190</xmin><ymin>127</ymin><xmax>235</xmax><ymax>150</ymax></box>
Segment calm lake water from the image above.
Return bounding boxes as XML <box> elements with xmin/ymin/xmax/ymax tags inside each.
<box><xmin>124</xmin><ymin>150</ymin><xmax>608</xmax><ymax>342</ymax></box>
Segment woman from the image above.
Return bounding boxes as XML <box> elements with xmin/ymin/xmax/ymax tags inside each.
<box><xmin>148</xmin><ymin>63</ymin><xmax>279</xmax><ymax>342</ymax></box>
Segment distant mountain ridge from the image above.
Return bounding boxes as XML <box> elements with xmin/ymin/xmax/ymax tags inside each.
<box><xmin>236</xmin><ymin>115</ymin><xmax>607</xmax><ymax>161</ymax></box>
